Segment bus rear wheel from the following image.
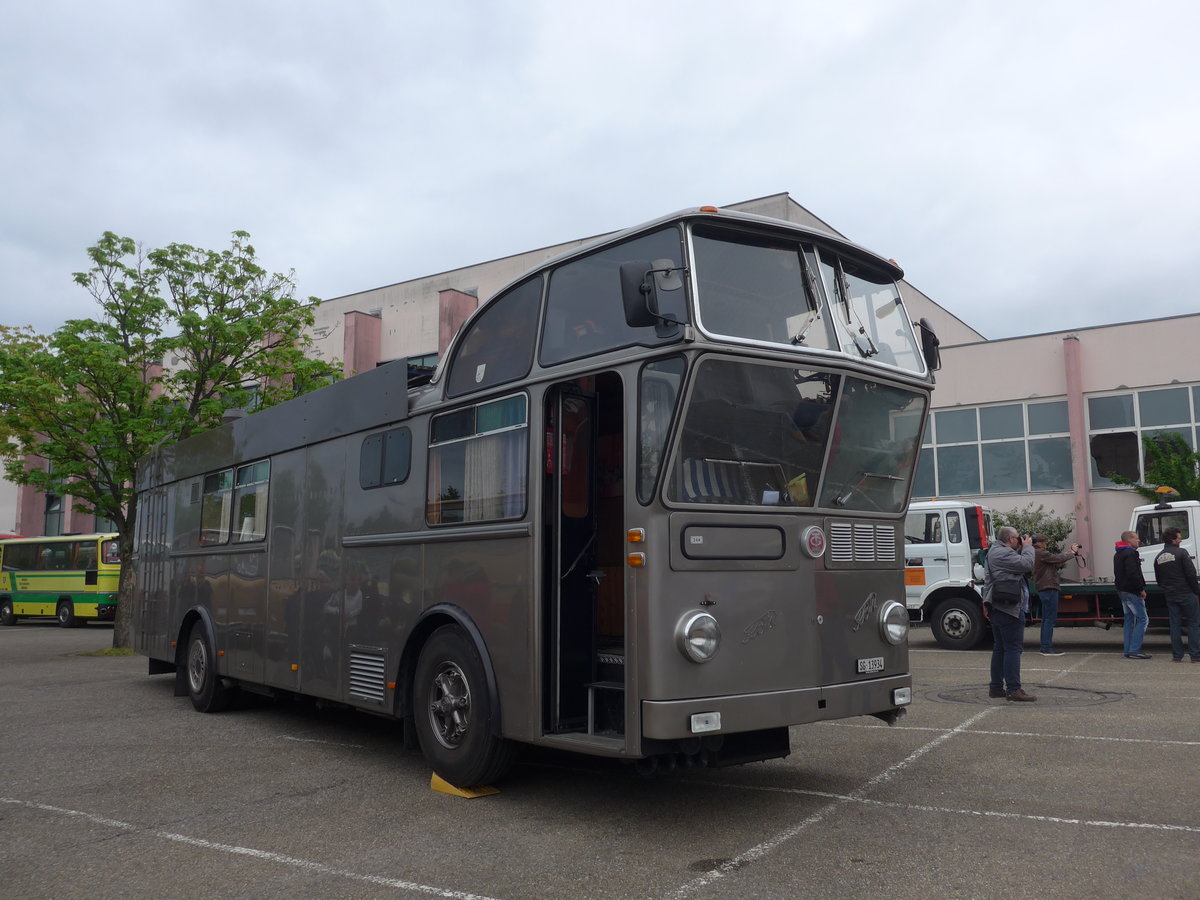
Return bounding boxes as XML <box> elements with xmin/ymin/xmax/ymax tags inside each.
<box><xmin>0</xmin><ymin>598</ymin><xmax>15</xmax><ymax>626</ymax></box>
<box><xmin>413</xmin><ymin>625</ymin><xmax>515</xmax><ymax>788</ymax></box>
<box><xmin>57</xmin><ymin>601</ymin><xmax>77</xmax><ymax>628</ymax></box>
<box><xmin>931</xmin><ymin>596</ymin><xmax>988</xmax><ymax>650</ymax></box>
<box><xmin>186</xmin><ymin>622</ymin><xmax>231</xmax><ymax>712</ymax></box>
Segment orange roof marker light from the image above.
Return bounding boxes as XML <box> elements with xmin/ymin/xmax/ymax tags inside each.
<box><xmin>699</xmin><ymin>205</ymin><xmax>720</xmax><ymax>213</ymax></box>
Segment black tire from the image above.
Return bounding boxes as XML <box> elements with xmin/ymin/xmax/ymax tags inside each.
<box><xmin>185</xmin><ymin>621</ymin><xmax>231</xmax><ymax>712</ymax></box>
<box><xmin>0</xmin><ymin>598</ymin><xmax>15</xmax><ymax>626</ymax></box>
<box><xmin>57</xmin><ymin>601</ymin><xmax>76</xmax><ymax>628</ymax></box>
<box><xmin>413</xmin><ymin>625</ymin><xmax>515</xmax><ymax>787</ymax></box>
<box><xmin>930</xmin><ymin>596</ymin><xmax>989</xmax><ymax>650</ymax></box>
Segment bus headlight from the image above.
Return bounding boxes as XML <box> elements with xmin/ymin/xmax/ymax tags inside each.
<box><xmin>677</xmin><ymin>612</ymin><xmax>721</xmax><ymax>663</ymax></box>
<box><xmin>879</xmin><ymin>600</ymin><xmax>908</xmax><ymax>645</ymax></box>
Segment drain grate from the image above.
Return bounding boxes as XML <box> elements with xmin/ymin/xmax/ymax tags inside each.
<box><xmin>925</xmin><ymin>684</ymin><xmax>1130</xmax><ymax>707</ymax></box>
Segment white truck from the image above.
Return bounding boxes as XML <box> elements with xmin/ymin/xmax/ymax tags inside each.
<box><xmin>904</xmin><ymin>496</ymin><xmax>1199</xmax><ymax>649</ymax></box>
<box><xmin>903</xmin><ymin>499</ymin><xmax>994</xmax><ymax>649</ymax></box>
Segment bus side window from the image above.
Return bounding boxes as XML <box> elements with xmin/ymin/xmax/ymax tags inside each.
<box><xmin>233</xmin><ymin>461</ymin><xmax>270</xmax><ymax>543</ymax></box>
<box><xmin>76</xmin><ymin>545</ymin><xmax>97</xmax><ymax>570</ymax></box>
<box><xmin>539</xmin><ymin>228</ymin><xmax>685</xmax><ymax>367</ymax></box>
<box><xmin>446</xmin><ymin>278</ymin><xmax>542</xmax><ymax>399</ymax></box>
<box><xmin>946</xmin><ymin>512</ymin><xmax>962</xmax><ymax>543</ymax></box>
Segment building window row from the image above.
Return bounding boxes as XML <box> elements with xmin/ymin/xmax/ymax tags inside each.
<box><xmin>912</xmin><ymin>384</ymin><xmax>1200</xmax><ymax>499</ymax></box>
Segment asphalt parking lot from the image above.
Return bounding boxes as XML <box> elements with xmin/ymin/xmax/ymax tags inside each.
<box><xmin>2</xmin><ymin>620</ymin><xmax>1198</xmax><ymax>899</ymax></box>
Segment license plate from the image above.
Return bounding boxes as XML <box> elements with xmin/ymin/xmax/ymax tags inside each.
<box><xmin>857</xmin><ymin>656</ymin><xmax>884</xmax><ymax>674</ymax></box>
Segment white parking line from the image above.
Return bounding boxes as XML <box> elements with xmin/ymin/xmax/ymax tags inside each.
<box><xmin>687</xmin><ymin>779</ymin><xmax>1200</xmax><ymax>834</ymax></box>
<box><xmin>827</xmin><ymin>721</ymin><xmax>1200</xmax><ymax>747</ymax></box>
<box><xmin>0</xmin><ymin>797</ymin><xmax>505</xmax><ymax>900</ymax></box>
<box><xmin>662</xmin><ymin>708</ymin><xmax>997</xmax><ymax>899</ymax></box>
<box><xmin>281</xmin><ymin>735</ymin><xmax>368</xmax><ymax>748</ymax></box>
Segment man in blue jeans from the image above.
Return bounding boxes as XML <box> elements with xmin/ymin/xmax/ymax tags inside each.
<box><xmin>985</xmin><ymin>526</ymin><xmax>1037</xmax><ymax>701</ymax></box>
<box><xmin>1114</xmin><ymin>530</ymin><xmax>1151</xmax><ymax>659</ymax></box>
<box><xmin>1033</xmin><ymin>534</ymin><xmax>1082</xmax><ymax>656</ymax></box>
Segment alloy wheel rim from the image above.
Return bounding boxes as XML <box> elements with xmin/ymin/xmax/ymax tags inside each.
<box><xmin>188</xmin><ymin>639</ymin><xmax>208</xmax><ymax>694</ymax></box>
<box><xmin>427</xmin><ymin>661</ymin><xmax>471</xmax><ymax>749</ymax></box>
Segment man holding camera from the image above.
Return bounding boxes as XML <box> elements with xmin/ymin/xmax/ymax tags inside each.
<box><xmin>985</xmin><ymin>527</ymin><xmax>1037</xmax><ymax>701</ymax></box>
<box><xmin>1032</xmin><ymin>534</ymin><xmax>1084</xmax><ymax>656</ymax></box>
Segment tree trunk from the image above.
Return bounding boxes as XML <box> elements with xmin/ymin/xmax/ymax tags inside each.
<box><xmin>111</xmin><ymin>528</ymin><xmax>137</xmax><ymax>649</ymax></box>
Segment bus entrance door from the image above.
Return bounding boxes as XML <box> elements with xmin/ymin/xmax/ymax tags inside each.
<box><xmin>546</xmin><ymin>385</ymin><xmax>597</xmax><ymax>734</ymax></box>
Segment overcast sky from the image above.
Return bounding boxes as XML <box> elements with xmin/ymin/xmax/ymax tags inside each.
<box><xmin>2</xmin><ymin>0</ymin><xmax>1197</xmax><ymax>342</ymax></box>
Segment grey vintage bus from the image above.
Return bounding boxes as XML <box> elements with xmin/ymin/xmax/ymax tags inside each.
<box><xmin>132</xmin><ymin>205</ymin><xmax>940</xmax><ymax>787</ymax></box>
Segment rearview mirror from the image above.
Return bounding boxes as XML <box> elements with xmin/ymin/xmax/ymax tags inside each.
<box><xmin>619</xmin><ymin>259</ymin><xmax>659</xmax><ymax>328</ymax></box>
<box><xmin>916</xmin><ymin>317</ymin><xmax>941</xmax><ymax>372</ymax></box>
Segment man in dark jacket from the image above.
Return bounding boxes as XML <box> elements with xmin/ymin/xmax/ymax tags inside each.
<box><xmin>1114</xmin><ymin>531</ymin><xmax>1151</xmax><ymax>659</ymax></box>
<box><xmin>985</xmin><ymin>526</ymin><xmax>1037</xmax><ymax>700</ymax></box>
<box><xmin>1152</xmin><ymin>526</ymin><xmax>1200</xmax><ymax>662</ymax></box>
<box><xmin>1033</xmin><ymin>534</ymin><xmax>1082</xmax><ymax>656</ymax></box>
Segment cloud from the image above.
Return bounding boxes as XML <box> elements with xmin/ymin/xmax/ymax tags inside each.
<box><xmin>2</xmin><ymin>0</ymin><xmax>1198</xmax><ymax>342</ymax></box>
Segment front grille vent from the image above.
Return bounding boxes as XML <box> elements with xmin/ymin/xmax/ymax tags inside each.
<box><xmin>349</xmin><ymin>650</ymin><xmax>387</xmax><ymax>705</ymax></box>
<box><xmin>829</xmin><ymin>522</ymin><xmax>897</xmax><ymax>564</ymax></box>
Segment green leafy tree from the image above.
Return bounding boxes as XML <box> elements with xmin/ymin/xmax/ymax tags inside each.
<box><xmin>1108</xmin><ymin>432</ymin><xmax>1200</xmax><ymax>502</ymax></box>
<box><xmin>992</xmin><ymin>502</ymin><xmax>1076</xmax><ymax>552</ymax></box>
<box><xmin>0</xmin><ymin>231</ymin><xmax>340</xmax><ymax>647</ymax></box>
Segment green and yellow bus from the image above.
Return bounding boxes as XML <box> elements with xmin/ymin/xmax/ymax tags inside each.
<box><xmin>0</xmin><ymin>534</ymin><xmax>121</xmax><ymax>627</ymax></box>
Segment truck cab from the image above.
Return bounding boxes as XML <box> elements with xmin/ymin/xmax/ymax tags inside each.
<box><xmin>1133</xmin><ymin>498</ymin><xmax>1198</xmax><ymax>583</ymax></box>
<box><xmin>904</xmin><ymin>499</ymin><xmax>994</xmax><ymax>649</ymax></box>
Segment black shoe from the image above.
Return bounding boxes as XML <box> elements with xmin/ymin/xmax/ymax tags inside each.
<box><xmin>1040</xmin><ymin>649</ymin><xmax>1066</xmax><ymax>656</ymax></box>
<box><xmin>988</xmin><ymin>687</ymin><xmax>1005</xmax><ymax>698</ymax></box>
<box><xmin>1173</xmin><ymin>657</ymin><xmax>1184</xmax><ymax>662</ymax></box>
<box><xmin>1124</xmin><ymin>652</ymin><xmax>1153</xmax><ymax>659</ymax></box>
<box><xmin>1006</xmin><ymin>689</ymin><xmax>1037</xmax><ymax>702</ymax></box>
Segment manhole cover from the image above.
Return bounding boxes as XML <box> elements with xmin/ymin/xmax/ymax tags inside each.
<box><xmin>925</xmin><ymin>684</ymin><xmax>1129</xmax><ymax>707</ymax></box>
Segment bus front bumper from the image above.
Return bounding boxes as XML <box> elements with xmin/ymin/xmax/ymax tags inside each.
<box><xmin>641</xmin><ymin>674</ymin><xmax>913</xmax><ymax>740</ymax></box>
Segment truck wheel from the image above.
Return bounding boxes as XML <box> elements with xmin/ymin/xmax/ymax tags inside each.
<box><xmin>413</xmin><ymin>625</ymin><xmax>515</xmax><ymax>788</ymax></box>
<box><xmin>0</xmin><ymin>598</ymin><xmax>15</xmax><ymax>626</ymax></box>
<box><xmin>185</xmin><ymin>621</ymin><xmax>231</xmax><ymax>712</ymax></box>
<box><xmin>931</xmin><ymin>596</ymin><xmax>988</xmax><ymax>650</ymax></box>
<box><xmin>57</xmin><ymin>601</ymin><xmax>76</xmax><ymax>628</ymax></box>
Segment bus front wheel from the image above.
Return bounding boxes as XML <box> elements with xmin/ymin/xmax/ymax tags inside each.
<box><xmin>931</xmin><ymin>596</ymin><xmax>989</xmax><ymax>650</ymax></box>
<box><xmin>57</xmin><ymin>601</ymin><xmax>77</xmax><ymax>628</ymax></box>
<box><xmin>413</xmin><ymin>625</ymin><xmax>515</xmax><ymax>788</ymax></box>
<box><xmin>185</xmin><ymin>622</ymin><xmax>231</xmax><ymax>713</ymax></box>
<box><xmin>0</xmin><ymin>598</ymin><xmax>15</xmax><ymax>626</ymax></box>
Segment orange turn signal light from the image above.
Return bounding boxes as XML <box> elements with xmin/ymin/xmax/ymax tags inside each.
<box><xmin>627</xmin><ymin>552</ymin><xmax>646</xmax><ymax>567</ymax></box>
<box><xmin>627</xmin><ymin>528</ymin><xmax>645</xmax><ymax>543</ymax></box>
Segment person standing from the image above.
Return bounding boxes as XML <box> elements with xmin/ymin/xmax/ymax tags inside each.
<box><xmin>1152</xmin><ymin>527</ymin><xmax>1200</xmax><ymax>662</ymax></box>
<box><xmin>1032</xmin><ymin>534</ymin><xmax>1083</xmax><ymax>656</ymax></box>
<box><xmin>1114</xmin><ymin>531</ymin><xmax>1151</xmax><ymax>659</ymax></box>
<box><xmin>985</xmin><ymin>526</ymin><xmax>1037</xmax><ymax>701</ymax></box>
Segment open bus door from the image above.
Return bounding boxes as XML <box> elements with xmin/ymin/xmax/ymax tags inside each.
<box><xmin>545</xmin><ymin>384</ymin><xmax>598</xmax><ymax>733</ymax></box>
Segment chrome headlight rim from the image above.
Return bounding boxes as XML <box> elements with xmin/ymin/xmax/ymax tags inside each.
<box><xmin>879</xmin><ymin>599</ymin><xmax>908</xmax><ymax>645</ymax></box>
<box><xmin>677</xmin><ymin>611</ymin><xmax>721</xmax><ymax>663</ymax></box>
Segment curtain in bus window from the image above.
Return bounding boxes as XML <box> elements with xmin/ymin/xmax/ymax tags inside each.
<box><xmin>201</xmin><ymin>470</ymin><xmax>233</xmax><ymax>545</ymax></box>
<box><xmin>464</xmin><ymin>430</ymin><xmax>528</xmax><ymax>521</ymax></box>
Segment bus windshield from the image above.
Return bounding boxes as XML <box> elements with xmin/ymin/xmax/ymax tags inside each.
<box><xmin>690</xmin><ymin>224</ymin><xmax>925</xmax><ymax>375</ymax></box>
<box><xmin>666</xmin><ymin>358</ymin><xmax>925</xmax><ymax>513</ymax></box>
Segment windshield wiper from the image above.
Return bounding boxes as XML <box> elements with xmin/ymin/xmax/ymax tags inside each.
<box><xmin>790</xmin><ymin>310</ymin><xmax>820</xmax><ymax>345</ymax></box>
<box><xmin>833</xmin><ymin>471</ymin><xmax>901</xmax><ymax>507</ymax></box>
